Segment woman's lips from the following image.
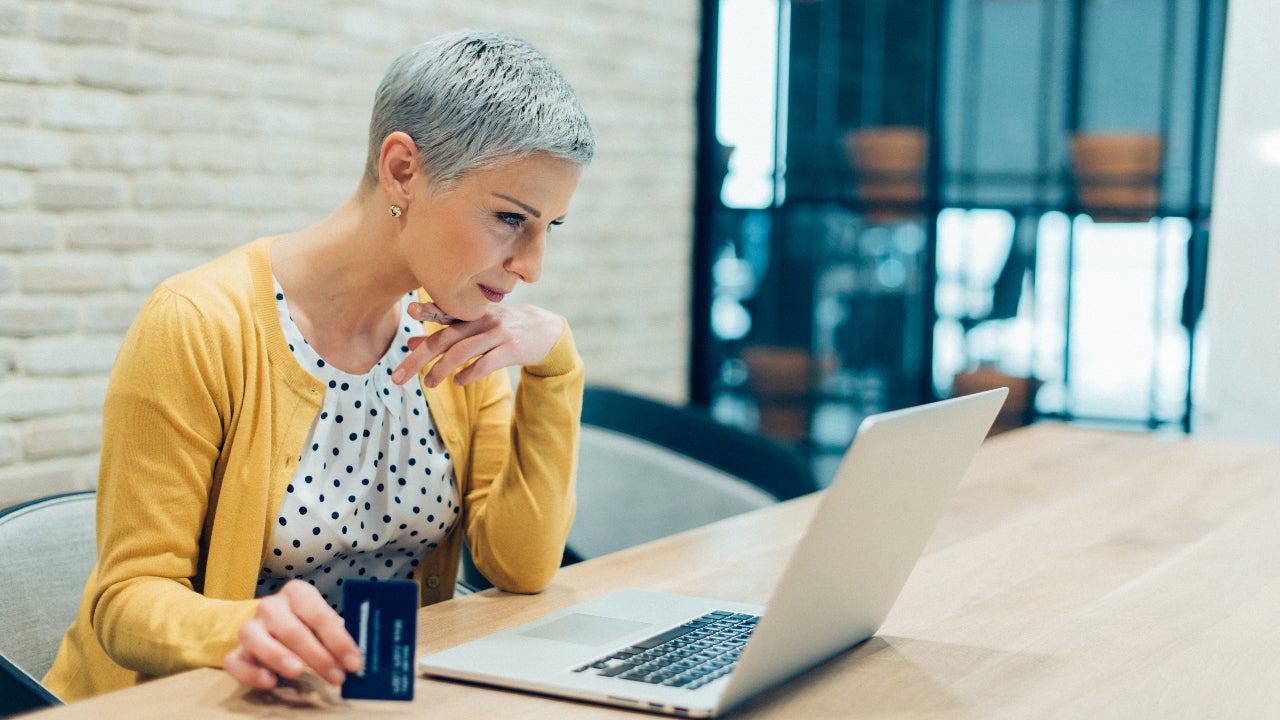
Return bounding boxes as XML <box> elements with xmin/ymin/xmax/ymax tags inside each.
<box><xmin>478</xmin><ymin>284</ymin><xmax>508</xmax><ymax>303</ymax></box>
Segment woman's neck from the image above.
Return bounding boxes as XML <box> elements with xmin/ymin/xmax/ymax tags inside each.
<box><xmin>270</xmin><ymin>190</ymin><xmax>417</xmax><ymax>374</ymax></box>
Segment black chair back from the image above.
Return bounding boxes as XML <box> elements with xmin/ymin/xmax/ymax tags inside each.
<box><xmin>0</xmin><ymin>651</ymin><xmax>62</xmax><ymax>717</ymax></box>
<box><xmin>581</xmin><ymin>386</ymin><xmax>818</xmax><ymax>501</ymax></box>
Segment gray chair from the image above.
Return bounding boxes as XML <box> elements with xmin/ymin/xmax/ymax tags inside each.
<box><xmin>567</xmin><ymin>386</ymin><xmax>819</xmax><ymax>561</ymax></box>
<box><xmin>0</xmin><ymin>491</ymin><xmax>97</xmax><ymax>681</ymax></box>
<box><xmin>568</xmin><ymin>424</ymin><xmax>782</xmax><ymax>558</ymax></box>
<box><xmin>459</xmin><ymin>387</ymin><xmax>818</xmax><ymax>590</ymax></box>
<box><xmin>0</xmin><ymin>489</ymin><xmax>477</xmax><ymax>666</ymax></box>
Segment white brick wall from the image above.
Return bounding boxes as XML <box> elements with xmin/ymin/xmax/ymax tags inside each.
<box><xmin>0</xmin><ymin>0</ymin><xmax>701</xmax><ymax>507</ymax></box>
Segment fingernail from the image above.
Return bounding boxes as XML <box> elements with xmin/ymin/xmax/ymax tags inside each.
<box><xmin>344</xmin><ymin>652</ymin><xmax>364</xmax><ymax>672</ymax></box>
<box><xmin>282</xmin><ymin>657</ymin><xmax>304</xmax><ymax>676</ymax></box>
<box><xmin>328</xmin><ymin>668</ymin><xmax>346</xmax><ymax>685</ymax></box>
<box><xmin>391</xmin><ymin>369</ymin><xmax>405</xmax><ymax>384</ymax></box>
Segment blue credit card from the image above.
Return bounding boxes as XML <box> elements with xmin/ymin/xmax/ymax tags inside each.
<box><xmin>341</xmin><ymin>578</ymin><xmax>418</xmax><ymax>700</ymax></box>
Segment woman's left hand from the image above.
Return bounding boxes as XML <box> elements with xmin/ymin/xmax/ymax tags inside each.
<box><xmin>390</xmin><ymin>302</ymin><xmax>564</xmax><ymax>387</ymax></box>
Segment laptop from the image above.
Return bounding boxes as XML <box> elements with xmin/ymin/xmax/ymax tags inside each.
<box><xmin>0</xmin><ymin>651</ymin><xmax>63</xmax><ymax>716</ymax></box>
<box><xmin>419</xmin><ymin>388</ymin><xmax>1007</xmax><ymax>717</ymax></box>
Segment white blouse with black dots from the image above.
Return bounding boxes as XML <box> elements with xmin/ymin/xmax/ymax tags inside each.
<box><xmin>256</xmin><ymin>279</ymin><xmax>460</xmax><ymax>612</ymax></box>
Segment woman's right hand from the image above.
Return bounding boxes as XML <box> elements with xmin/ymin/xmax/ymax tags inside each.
<box><xmin>222</xmin><ymin>580</ymin><xmax>364</xmax><ymax>690</ymax></box>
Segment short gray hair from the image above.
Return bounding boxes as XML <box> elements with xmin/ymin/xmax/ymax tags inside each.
<box><xmin>364</xmin><ymin>29</ymin><xmax>596</xmax><ymax>188</ymax></box>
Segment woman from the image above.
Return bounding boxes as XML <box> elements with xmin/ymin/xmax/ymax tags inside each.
<box><xmin>44</xmin><ymin>29</ymin><xmax>594</xmax><ymax>700</ymax></box>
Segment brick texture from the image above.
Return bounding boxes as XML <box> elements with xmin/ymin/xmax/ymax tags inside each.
<box><xmin>0</xmin><ymin>1</ymin><xmax>701</xmax><ymax>507</ymax></box>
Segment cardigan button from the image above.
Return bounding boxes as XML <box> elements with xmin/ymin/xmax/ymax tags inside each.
<box><xmin>425</xmin><ymin>575</ymin><xmax>440</xmax><ymax>589</ymax></box>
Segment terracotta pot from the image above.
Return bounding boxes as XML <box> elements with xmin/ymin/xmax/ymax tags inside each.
<box><xmin>1070</xmin><ymin>132</ymin><xmax>1162</xmax><ymax>223</ymax></box>
<box><xmin>841</xmin><ymin>126</ymin><xmax>928</xmax><ymax>222</ymax></box>
<box><xmin>741</xmin><ymin>346</ymin><xmax>812</xmax><ymax>441</ymax></box>
<box><xmin>952</xmin><ymin>367</ymin><xmax>1042</xmax><ymax>436</ymax></box>
<box><xmin>741</xmin><ymin>346</ymin><xmax>811</xmax><ymax>398</ymax></box>
<box><xmin>755</xmin><ymin>405</ymin><xmax>810</xmax><ymax>442</ymax></box>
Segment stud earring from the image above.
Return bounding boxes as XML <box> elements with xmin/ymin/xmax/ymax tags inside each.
<box><xmin>389</xmin><ymin>205</ymin><xmax>402</xmax><ymax>218</ymax></box>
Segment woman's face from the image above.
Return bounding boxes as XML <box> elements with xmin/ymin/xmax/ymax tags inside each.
<box><xmin>402</xmin><ymin>152</ymin><xmax>582</xmax><ymax>321</ymax></box>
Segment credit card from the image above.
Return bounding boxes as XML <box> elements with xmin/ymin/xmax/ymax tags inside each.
<box><xmin>341</xmin><ymin>578</ymin><xmax>418</xmax><ymax>700</ymax></box>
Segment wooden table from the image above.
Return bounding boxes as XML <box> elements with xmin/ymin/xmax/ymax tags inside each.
<box><xmin>34</xmin><ymin>424</ymin><xmax>1280</xmax><ymax>718</ymax></box>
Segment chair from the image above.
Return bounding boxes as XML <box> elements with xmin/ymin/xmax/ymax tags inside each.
<box><xmin>459</xmin><ymin>386</ymin><xmax>817</xmax><ymax>589</ymax></box>
<box><xmin>0</xmin><ymin>652</ymin><xmax>62</xmax><ymax>716</ymax></box>
<box><xmin>566</xmin><ymin>386</ymin><xmax>818</xmax><ymax>562</ymax></box>
<box><xmin>0</xmin><ymin>491</ymin><xmax>97</xmax><ymax>684</ymax></box>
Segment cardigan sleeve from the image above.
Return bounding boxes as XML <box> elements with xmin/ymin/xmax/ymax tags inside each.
<box><xmin>90</xmin><ymin>286</ymin><xmax>259</xmax><ymax>676</ymax></box>
<box><xmin>460</xmin><ymin>318</ymin><xmax>583</xmax><ymax>593</ymax></box>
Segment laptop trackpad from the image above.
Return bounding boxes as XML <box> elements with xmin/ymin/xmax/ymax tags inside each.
<box><xmin>519</xmin><ymin>613</ymin><xmax>653</xmax><ymax>647</ymax></box>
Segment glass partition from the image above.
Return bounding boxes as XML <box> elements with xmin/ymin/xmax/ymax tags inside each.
<box><xmin>693</xmin><ymin>0</ymin><xmax>1226</xmax><ymax>481</ymax></box>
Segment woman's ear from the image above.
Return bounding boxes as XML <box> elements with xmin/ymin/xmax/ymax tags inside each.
<box><xmin>378</xmin><ymin>131</ymin><xmax>419</xmax><ymax>210</ymax></box>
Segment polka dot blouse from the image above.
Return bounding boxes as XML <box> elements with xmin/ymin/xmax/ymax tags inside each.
<box><xmin>256</xmin><ymin>279</ymin><xmax>460</xmax><ymax>612</ymax></box>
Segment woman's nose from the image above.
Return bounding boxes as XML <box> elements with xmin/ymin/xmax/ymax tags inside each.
<box><xmin>505</xmin><ymin>232</ymin><xmax>544</xmax><ymax>283</ymax></box>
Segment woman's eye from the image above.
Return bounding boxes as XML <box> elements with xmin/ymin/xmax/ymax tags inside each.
<box><xmin>497</xmin><ymin>212</ymin><xmax>524</xmax><ymax>228</ymax></box>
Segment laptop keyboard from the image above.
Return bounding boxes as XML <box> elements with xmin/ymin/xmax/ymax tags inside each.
<box><xmin>572</xmin><ymin>610</ymin><xmax>759</xmax><ymax>690</ymax></box>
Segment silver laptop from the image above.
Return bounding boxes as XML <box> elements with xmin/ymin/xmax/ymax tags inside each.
<box><xmin>419</xmin><ymin>388</ymin><xmax>1007</xmax><ymax>717</ymax></box>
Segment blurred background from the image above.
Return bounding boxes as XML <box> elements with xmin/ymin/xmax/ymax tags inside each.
<box><xmin>694</xmin><ymin>0</ymin><xmax>1227</xmax><ymax>482</ymax></box>
<box><xmin>1</xmin><ymin>0</ymin><xmax>1272</xmax><ymax>503</ymax></box>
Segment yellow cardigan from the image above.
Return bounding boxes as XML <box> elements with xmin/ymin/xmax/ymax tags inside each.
<box><xmin>43</xmin><ymin>237</ymin><xmax>582</xmax><ymax>700</ymax></box>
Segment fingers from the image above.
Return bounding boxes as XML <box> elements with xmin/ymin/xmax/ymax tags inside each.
<box><xmin>223</xmin><ymin>645</ymin><xmax>279</xmax><ymax>690</ymax></box>
<box><xmin>225</xmin><ymin>580</ymin><xmax>362</xmax><ymax>691</ymax></box>
<box><xmin>408</xmin><ymin>301</ymin><xmax>458</xmax><ymax>326</ymax></box>
<box><xmin>392</xmin><ymin>314</ymin><xmax>499</xmax><ymax>386</ymax></box>
<box><xmin>390</xmin><ymin>304</ymin><xmax>563</xmax><ymax>387</ymax></box>
<box><xmin>423</xmin><ymin>325</ymin><xmax>510</xmax><ymax>388</ymax></box>
<box><xmin>271</xmin><ymin>582</ymin><xmax>362</xmax><ymax>682</ymax></box>
<box><xmin>391</xmin><ymin>320</ymin><xmax>490</xmax><ymax>386</ymax></box>
<box><xmin>448</xmin><ymin>335</ymin><xmax>520</xmax><ymax>386</ymax></box>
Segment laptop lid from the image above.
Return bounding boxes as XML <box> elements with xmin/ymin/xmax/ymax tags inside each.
<box><xmin>718</xmin><ymin>387</ymin><xmax>1007</xmax><ymax>712</ymax></box>
<box><xmin>420</xmin><ymin>389</ymin><xmax>1007</xmax><ymax>717</ymax></box>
